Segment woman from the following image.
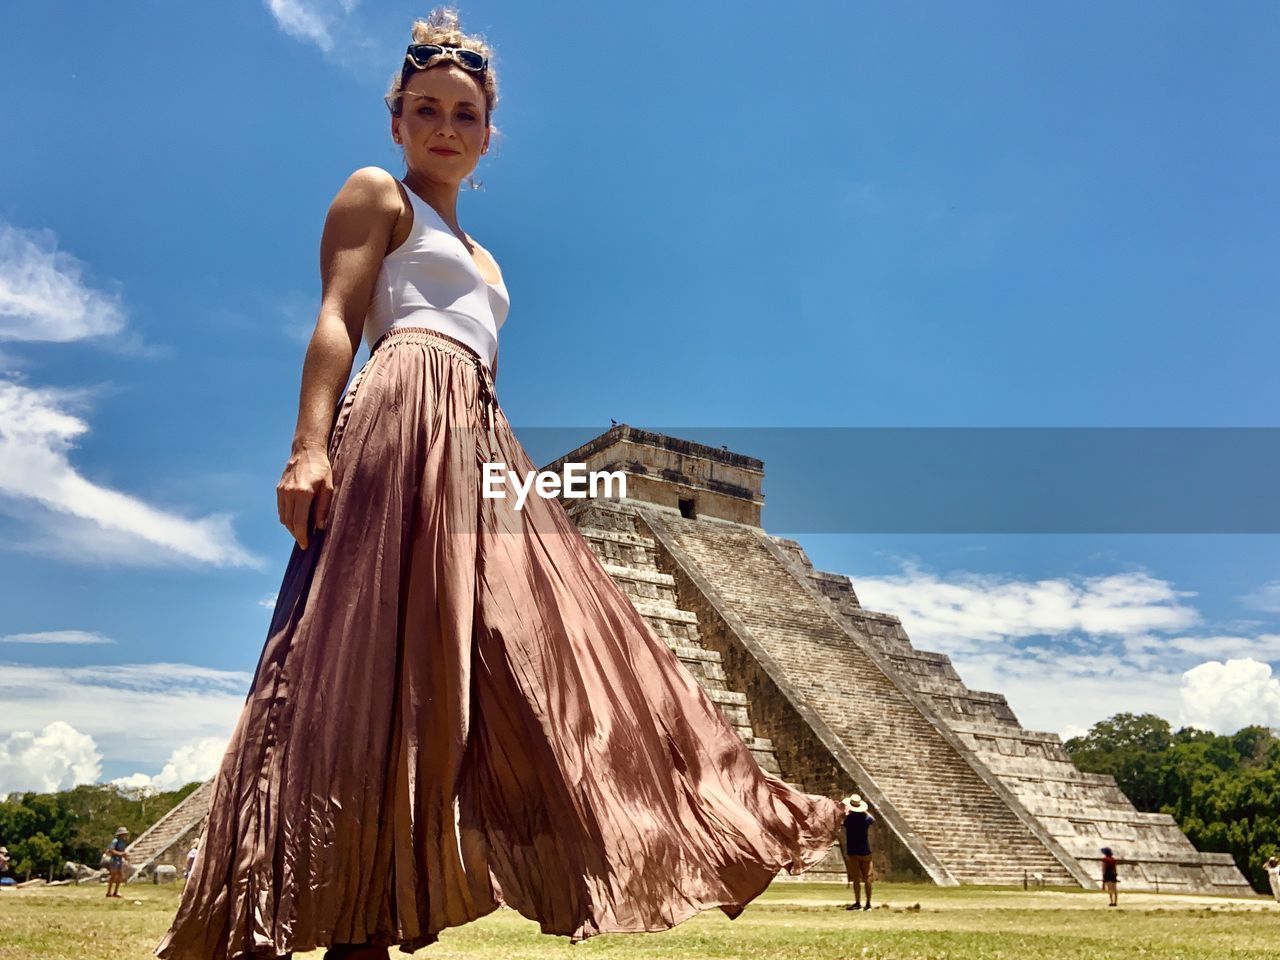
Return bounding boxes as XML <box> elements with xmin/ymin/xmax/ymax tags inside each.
<box><xmin>184</xmin><ymin>839</ymin><xmax>199</xmax><ymax>880</ymax></box>
<box><xmin>1264</xmin><ymin>856</ymin><xmax>1280</xmax><ymax>902</ymax></box>
<box><xmin>154</xmin><ymin>10</ymin><xmax>844</xmax><ymax>960</ymax></box>
<box><xmin>1100</xmin><ymin>847</ymin><xmax>1119</xmax><ymax>907</ymax></box>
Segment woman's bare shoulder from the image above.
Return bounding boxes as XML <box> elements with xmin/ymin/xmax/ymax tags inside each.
<box><xmin>329</xmin><ymin>166</ymin><xmax>405</xmax><ymax>219</ymax></box>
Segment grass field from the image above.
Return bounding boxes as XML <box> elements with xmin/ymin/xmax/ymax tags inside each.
<box><xmin>1</xmin><ymin>881</ymin><xmax>1276</xmax><ymax>960</ymax></box>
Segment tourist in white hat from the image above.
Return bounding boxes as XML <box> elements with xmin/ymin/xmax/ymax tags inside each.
<box><xmin>842</xmin><ymin>794</ymin><xmax>876</xmax><ymax>911</ymax></box>
<box><xmin>104</xmin><ymin>827</ymin><xmax>130</xmax><ymax>899</ymax></box>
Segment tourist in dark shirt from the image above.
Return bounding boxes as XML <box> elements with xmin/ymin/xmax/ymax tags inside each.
<box><xmin>1100</xmin><ymin>846</ymin><xmax>1118</xmax><ymax>906</ymax></box>
<box><xmin>104</xmin><ymin>827</ymin><xmax>130</xmax><ymax>899</ymax></box>
<box><xmin>842</xmin><ymin>794</ymin><xmax>875</xmax><ymax>911</ymax></box>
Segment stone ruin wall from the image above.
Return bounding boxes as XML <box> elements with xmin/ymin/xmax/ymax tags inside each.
<box><xmin>649</xmin><ymin>530</ymin><xmax>929</xmax><ymax>884</ymax></box>
<box><xmin>770</xmin><ymin>535</ymin><xmax>1250</xmax><ymax>893</ymax></box>
<box><xmin>547</xmin><ymin>425</ymin><xmax>1251</xmax><ymax>894</ymax></box>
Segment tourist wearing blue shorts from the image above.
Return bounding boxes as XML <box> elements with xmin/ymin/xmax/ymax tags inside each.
<box><xmin>104</xmin><ymin>827</ymin><xmax>129</xmax><ymax>899</ymax></box>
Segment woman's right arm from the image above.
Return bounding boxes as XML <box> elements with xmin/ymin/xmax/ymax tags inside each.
<box><xmin>276</xmin><ymin>167</ymin><xmax>402</xmax><ymax>550</ymax></box>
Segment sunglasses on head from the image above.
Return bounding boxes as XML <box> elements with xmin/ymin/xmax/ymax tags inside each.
<box><xmin>387</xmin><ymin>44</ymin><xmax>488</xmax><ymax>114</ymax></box>
<box><xmin>405</xmin><ymin>44</ymin><xmax>487</xmax><ymax>73</ymax></box>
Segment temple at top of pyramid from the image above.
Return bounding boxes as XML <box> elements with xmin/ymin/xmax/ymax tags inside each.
<box><xmin>542</xmin><ymin>424</ymin><xmax>1251</xmax><ymax>893</ymax></box>
<box><xmin>132</xmin><ymin>424</ymin><xmax>1250</xmax><ymax>894</ymax></box>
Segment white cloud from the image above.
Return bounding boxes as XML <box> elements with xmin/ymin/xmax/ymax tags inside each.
<box><xmin>852</xmin><ymin>566</ymin><xmax>1200</xmax><ymax>654</ymax></box>
<box><xmin>264</xmin><ymin>0</ymin><xmax>361</xmax><ymax>54</ymax></box>
<box><xmin>1161</xmin><ymin>632</ymin><xmax>1280</xmax><ymax>662</ymax></box>
<box><xmin>1242</xmin><ymin>580</ymin><xmax>1280</xmax><ymax>615</ymax></box>
<box><xmin>111</xmin><ymin>736</ymin><xmax>227</xmax><ymax>792</ymax></box>
<box><xmin>1179</xmin><ymin>658</ymin><xmax>1280</xmax><ymax>734</ymax></box>
<box><xmin>0</xmin><ymin>721</ymin><xmax>224</xmax><ymax>797</ymax></box>
<box><xmin>0</xmin><ymin>223</ymin><xmax>126</xmax><ymax>343</ymax></box>
<box><xmin>844</xmin><ymin>561</ymin><xmax>1278</xmax><ymax>737</ymax></box>
<box><xmin>0</xmin><ymin>379</ymin><xmax>260</xmax><ymax>568</ymax></box>
<box><xmin>148</xmin><ymin>737</ymin><xmax>226</xmax><ymax>790</ymax></box>
<box><xmin>266</xmin><ymin>0</ymin><xmax>334</xmax><ymax>52</ymax></box>
<box><xmin>0</xmin><ymin>221</ymin><xmax>253</xmax><ymax>568</ymax></box>
<box><xmin>0</xmin><ymin>630</ymin><xmax>115</xmax><ymax>645</ymax></box>
<box><xmin>1059</xmin><ymin>723</ymin><xmax>1088</xmax><ymax>742</ymax></box>
<box><xmin>0</xmin><ymin>662</ymin><xmax>249</xmax><ymax>788</ymax></box>
<box><xmin>109</xmin><ymin>772</ymin><xmax>154</xmax><ymax>792</ymax></box>
<box><xmin>274</xmin><ymin>291</ymin><xmax>318</xmax><ymax>343</ymax></box>
<box><xmin>0</xmin><ymin>720</ymin><xmax>102</xmax><ymax>793</ymax></box>
<box><xmin>258</xmin><ymin>593</ymin><xmax>278</xmax><ymax>609</ymax></box>
<box><xmin>955</xmin><ymin>647</ymin><xmax>1186</xmax><ymax>738</ymax></box>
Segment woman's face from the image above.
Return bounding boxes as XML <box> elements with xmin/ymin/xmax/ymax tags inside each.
<box><xmin>392</xmin><ymin>63</ymin><xmax>490</xmax><ymax>184</ymax></box>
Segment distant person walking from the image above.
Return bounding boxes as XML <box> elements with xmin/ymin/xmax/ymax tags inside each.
<box><xmin>185</xmin><ymin>840</ymin><xmax>199</xmax><ymax>880</ymax></box>
<box><xmin>1264</xmin><ymin>856</ymin><xmax>1280</xmax><ymax>902</ymax></box>
<box><xmin>105</xmin><ymin>827</ymin><xmax>130</xmax><ymax>898</ymax></box>
<box><xmin>842</xmin><ymin>794</ymin><xmax>876</xmax><ymax>911</ymax></box>
<box><xmin>1100</xmin><ymin>847</ymin><xmax>1119</xmax><ymax>906</ymax></box>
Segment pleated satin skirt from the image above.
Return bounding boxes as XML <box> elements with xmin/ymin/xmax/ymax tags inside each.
<box><xmin>154</xmin><ymin>327</ymin><xmax>844</xmax><ymax>960</ymax></box>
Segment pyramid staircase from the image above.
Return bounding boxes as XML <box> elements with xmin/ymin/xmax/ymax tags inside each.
<box><xmin>124</xmin><ymin>779</ymin><xmax>213</xmax><ymax>882</ymax></box>
<box><xmin>637</xmin><ymin>508</ymin><xmax>1087</xmax><ymax>887</ymax></box>
<box><xmin>564</xmin><ymin>498</ymin><xmax>847</xmax><ymax>880</ymax></box>
<box><xmin>775</xmin><ymin>538</ymin><xmax>1252</xmax><ymax>894</ymax></box>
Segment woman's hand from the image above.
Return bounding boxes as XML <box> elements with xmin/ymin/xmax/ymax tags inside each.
<box><xmin>276</xmin><ymin>441</ymin><xmax>334</xmax><ymax>550</ymax></box>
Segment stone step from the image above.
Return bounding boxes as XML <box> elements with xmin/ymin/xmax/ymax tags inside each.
<box><xmin>577</xmin><ymin>525</ymin><xmax>660</xmax><ymax>576</ymax></box>
<box><xmin>806</xmin><ymin>555</ymin><xmax>1251</xmax><ymax>893</ymax></box>
<box><xmin>629</xmin><ymin>598</ymin><xmax>698</xmax><ymax>625</ymax></box>
<box><xmin>571</xmin><ymin>504</ymin><xmax>799</xmax><ymax>868</ymax></box>
<box><xmin>750</xmin><ymin>749</ymin><xmax>782</xmax><ymax>775</ymax></box>
<box><xmin>704</xmin><ymin>688</ymin><xmax>748</xmax><ymax>707</ymax></box>
<box><xmin>669</xmin><ymin>655</ymin><xmax>728</xmax><ymax>691</ymax></box>
<box><xmin>124</xmin><ymin>780</ymin><xmax>214</xmax><ymax>879</ymax></box>
<box><xmin>577</xmin><ymin>527</ymin><xmax>655</xmax><ymax>549</ymax></box>
<box><xmin>668</xmin><ymin>644</ymin><xmax>723</xmax><ymax>663</ymax></box>
<box><xmin>640</xmin><ymin>615</ymin><xmax>701</xmax><ymax>646</ymax></box>
<box><xmin>599</xmin><ymin>562</ymin><xmax>675</xmax><ymax>587</ymax></box>
<box><xmin>650</xmin><ymin>514</ymin><xmax>1072</xmax><ymax>882</ymax></box>
<box><xmin>600</xmin><ymin>562</ymin><xmax>679</xmax><ymax>605</ymax></box>
<box><xmin>566</xmin><ymin>502</ymin><xmax>648</xmax><ymax>537</ymax></box>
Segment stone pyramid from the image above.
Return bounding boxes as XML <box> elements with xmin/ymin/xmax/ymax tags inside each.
<box><xmin>541</xmin><ymin>424</ymin><xmax>1251</xmax><ymax>894</ymax></box>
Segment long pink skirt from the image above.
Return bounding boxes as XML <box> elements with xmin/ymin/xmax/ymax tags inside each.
<box><xmin>154</xmin><ymin>327</ymin><xmax>843</xmax><ymax>959</ymax></box>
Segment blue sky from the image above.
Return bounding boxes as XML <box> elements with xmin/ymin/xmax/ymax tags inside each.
<box><xmin>1</xmin><ymin>1</ymin><xmax>1278</xmax><ymax>791</ymax></box>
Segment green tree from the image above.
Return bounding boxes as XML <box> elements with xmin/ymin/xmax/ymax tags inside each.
<box><xmin>1066</xmin><ymin>715</ymin><xmax>1280</xmax><ymax>892</ymax></box>
<box><xmin>0</xmin><ymin>780</ymin><xmax>205</xmax><ymax>874</ymax></box>
<box><xmin>1064</xmin><ymin>712</ymin><xmax>1173</xmax><ymax>809</ymax></box>
<box><xmin>10</xmin><ymin>831</ymin><xmax>62</xmax><ymax>881</ymax></box>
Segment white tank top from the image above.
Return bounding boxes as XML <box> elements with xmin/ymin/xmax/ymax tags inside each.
<box><xmin>363</xmin><ymin>179</ymin><xmax>510</xmax><ymax>370</ymax></box>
